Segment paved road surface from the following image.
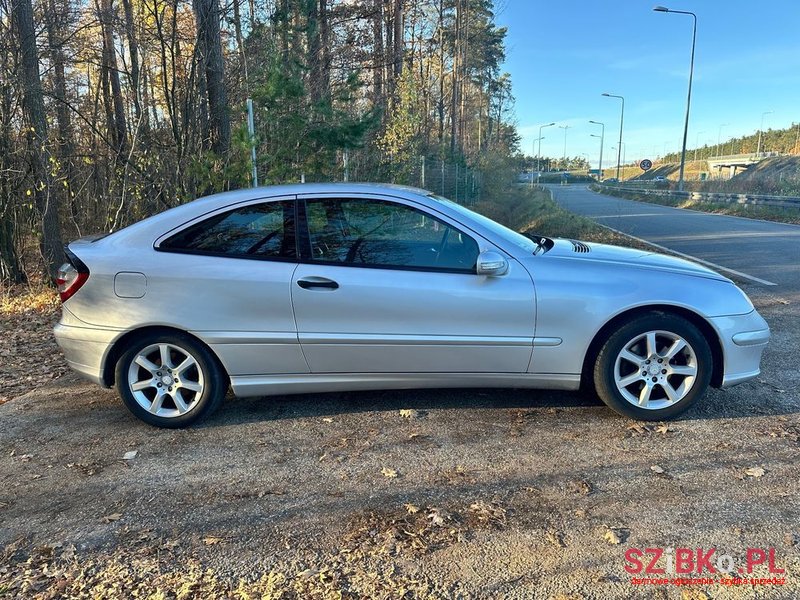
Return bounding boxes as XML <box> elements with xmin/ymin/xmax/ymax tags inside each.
<box><xmin>547</xmin><ymin>185</ymin><xmax>800</xmax><ymax>294</ymax></box>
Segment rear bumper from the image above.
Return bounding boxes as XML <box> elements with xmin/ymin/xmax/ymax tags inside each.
<box><xmin>53</xmin><ymin>322</ymin><xmax>119</xmax><ymax>386</ymax></box>
<box><xmin>710</xmin><ymin>310</ymin><xmax>770</xmax><ymax>388</ymax></box>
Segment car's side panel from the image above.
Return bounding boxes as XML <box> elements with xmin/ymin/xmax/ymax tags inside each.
<box><xmin>291</xmin><ymin>258</ymin><xmax>535</xmax><ymax>373</ymax></box>
<box><xmin>66</xmin><ymin>250</ymin><xmax>308</xmax><ymax>376</ymax></box>
<box><xmin>523</xmin><ymin>255</ymin><xmax>750</xmax><ymax>376</ymax></box>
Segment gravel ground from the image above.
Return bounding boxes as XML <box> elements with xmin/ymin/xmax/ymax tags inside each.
<box><xmin>1</xmin><ymin>286</ymin><xmax>798</xmax><ymax>599</ymax></box>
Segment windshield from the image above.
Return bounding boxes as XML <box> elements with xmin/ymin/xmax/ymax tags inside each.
<box><xmin>429</xmin><ymin>195</ymin><xmax>541</xmax><ymax>255</ymax></box>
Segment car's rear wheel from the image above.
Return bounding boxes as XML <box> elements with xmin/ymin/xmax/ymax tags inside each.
<box><xmin>593</xmin><ymin>313</ymin><xmax>712</xmax><ymax>420</ymax></box>
<box><xmin>116</xmin><ymin>332</ymin><xmax>227</xmax><ymax>428</ymax></box>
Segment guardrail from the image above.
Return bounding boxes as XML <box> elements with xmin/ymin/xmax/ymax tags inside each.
<box><xmin>594</xmin><ymin>184</ymin><xmax>800</xmax><ymax>209</ymax></box>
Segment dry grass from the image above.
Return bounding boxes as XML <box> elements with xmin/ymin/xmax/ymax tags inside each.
<box><xmin>595</xmin><ymin>187</ymin><xmax>800</xmax><ymax>225</ymax></box>
<box><xmin>474</xmin><ymin>186</ymin><xmax>650</xmax><ymax>249</ymax></box>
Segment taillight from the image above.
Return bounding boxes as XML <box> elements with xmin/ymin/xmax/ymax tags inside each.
<box><xmin>56</xmin><ymin>262</ymin><xmax>89</xmax><ymax>302</ymax></box>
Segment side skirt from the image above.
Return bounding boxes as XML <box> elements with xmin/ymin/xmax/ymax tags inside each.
<box><xmin>229</xmin><ymin>372</ymin><xmax>581</xmax><ymax>397</ymax></box>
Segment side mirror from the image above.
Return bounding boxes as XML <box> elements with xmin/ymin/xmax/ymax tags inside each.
<box><xmin>476</xmin><ymin>250</ymin><xmax>509</xmax><ymax>277</ymax></box>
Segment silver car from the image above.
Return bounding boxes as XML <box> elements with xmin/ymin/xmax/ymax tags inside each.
<box><xmin>54</xmin><ymin>183</ymin><xmax>770</xmax><ymax>427</ymax></box>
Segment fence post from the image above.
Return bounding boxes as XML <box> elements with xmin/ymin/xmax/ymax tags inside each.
<box><xmin>343</xmin><ymin>149</ymin><xmax>349</xmax><ymax>182</ymax></box>
<box><xmin>455</xmin><ymin>164</ymin><xmax>459</xmax><ymax>202</ymax></box>
<box><xmin>246</xmin><ymin>98</ymin><xmax>258</xmax><ymax>187</ymax></box>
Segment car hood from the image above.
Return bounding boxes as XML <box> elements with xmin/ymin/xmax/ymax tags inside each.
<box><xmin>542</xmin><ymin>238</ymin><xmax>730</xmax><ymax>282</ymax></box>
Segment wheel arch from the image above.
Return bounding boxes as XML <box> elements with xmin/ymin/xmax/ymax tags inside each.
<box><xmin>580</xmin><ymin>304</ymin><xmax>724</xmax><ymax>393</ymax></box>
<box><xmin>101</xmin><ymin>326</ymin><xmax>227</xmax><ymax>388</ymax></box>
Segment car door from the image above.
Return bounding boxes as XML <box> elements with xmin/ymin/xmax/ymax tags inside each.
<box><xmin>290</xmin><ymin>194</ymin><xmax>536</xmax><ymax>373</ymax></box>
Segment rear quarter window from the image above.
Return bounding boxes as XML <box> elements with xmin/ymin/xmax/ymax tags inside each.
<box><xmin>160</xmin><ymin>200</ymin><xmax>296</xmax><ymax>259</ymax></box>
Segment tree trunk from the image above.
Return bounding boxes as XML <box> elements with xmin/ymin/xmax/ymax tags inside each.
<box><xmin>97</xmin><ymin>0</ymin><xmax>129</xmax><ymax>157</ymax></box>
<box><xmin>436</xmin><ymin>0</ymin><xmax>444</xmax><ymax>145</ymax></box>
<box><xmin>384</xmin><ymin>0</ymin><xmax>394</xmax><ymax>100</ymax></box>
<box><xmin>232</xmin><ymin>0</ymin><xmax>248</xmax><ymax>84</ymax></box>
<box><xmin>449</xmin><ymin>0</ymin><xmax>459</xmax><ymax>154</ymax></box>
<box><xmin>193</xmin><ymin>0</ymin><xmax>230</xmax><ymax>155</ymax></box>
<box><xmin>121</xmin><ymin>0</ymin><xmax>148</xmax><ymax>134</ymax></box>
<box><xmin>12</xmin><ymin>0</ymin><xmax>65</xmax><ymax>279</ymax></box>
<box><xmin>319</xmin><ymin>0</ymin><xmax>330</xmax><ymax>96</ymax></box>
<box><xmin>45</xmin><ymin>0</ymin><xmax>79</xmax><ymax>227</ymax></box>
<box><xmin>306</xmin><ymin>0</ymin><xmax>322</xmax><ymax>104</ymax></box>
<box><xmin>371</xmin><ymin>0</ymin><xmax>383</xmax><ymax>105</ymax></box>
<box><xmin>392</xmin><ymin>0</ymin><xmax>402</xmax><ymax>81</ymax></box>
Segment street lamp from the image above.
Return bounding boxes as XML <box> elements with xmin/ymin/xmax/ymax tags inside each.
<box><xmin>654</xmin><ymin>5</ymin><xmax>696</xmax><ymax>192</ymax></box>
<box><xmin>530</xmin><ymin>136</ymin><xmax>545</xmax><ymax>188</ymax></box>
<box><xmin>536</xmin><ymin>122</ymin><xmax>556</xmax><ymax>177</ymax></box>
<box><xmin>757</xmin><ymin>110</ymin><xmax>772</xmax><ymax>155</ymax></box>
<box><xmin>590</xmin><ymin>120</ymin><xmax>605</xmax><ymax>181</ymax></box>
<box><xmin>602</xmin><ymin>92</ymin><xmax>624</xmax><ymax>180</ymax></box>
<box><xmin>694</xmin><ymin>130</ymin><xmax>704</xmax><ymax>161</ymax></box>
<box><xmin>716</xmin><ymin>123</ymin><xmax>729</xmax><ymax>157</ymax></box>
<box><xmin>558</xmin><ymin>125</ymin><xmax>571</xmax><ymax>162</ymax></box>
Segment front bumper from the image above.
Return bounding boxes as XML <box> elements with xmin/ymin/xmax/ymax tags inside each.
<box><xmin>710</xmin><ymin>310</ymin><xmax>770</xmax><ymax>388</ymax></box>
<box><xmin>53</xmin><ymin>322</ymin><xmax>120</xmax><ymax>386</ymax></box>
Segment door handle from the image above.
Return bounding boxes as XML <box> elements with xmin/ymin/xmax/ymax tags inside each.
<box><xmin>296</xmin><ymin>277</ymin><xmax>339</xmax><ymax>290</ymax></box>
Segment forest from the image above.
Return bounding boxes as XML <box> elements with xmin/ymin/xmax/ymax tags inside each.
<box><xmin>0</xmin><ymin>0</ymin><xmax>521</xmax><ymax>283</ymax></box>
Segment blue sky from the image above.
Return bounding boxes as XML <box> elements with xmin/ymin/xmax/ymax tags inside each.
<box><xmin>495</xmin><ymin>0</ymin><xmax>800</xmax><ymax>168</ymax></box>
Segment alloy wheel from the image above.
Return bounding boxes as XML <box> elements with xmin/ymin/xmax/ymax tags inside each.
<box><xmin>613</xmin><ymin>330</ymin><xmax>698</xmax><ymax>410</ymax></box>
<box><xmin>127</xmin><ymin>343</ymin><xmax>205</xmax><ymax>418</ymax></box>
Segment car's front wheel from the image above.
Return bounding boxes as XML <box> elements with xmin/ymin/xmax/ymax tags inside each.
<box><xmin>116</xmin><ymin>332</ymin><xmax>227</xmax><ymax>428</ymax></box>
<box><xmin>593</xmin><ymin>313</ymin><xmax>712</xmax><ymax>420</ymax></box>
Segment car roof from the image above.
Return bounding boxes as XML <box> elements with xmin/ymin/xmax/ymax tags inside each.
<box><xmin>100</xmin><ymin>182</ymin><xmax>443</xmax><ymax>247</ymax></box>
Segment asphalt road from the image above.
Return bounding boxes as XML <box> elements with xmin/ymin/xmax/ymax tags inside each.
<box><xmin>547</xmin><ymin>184</ymin><xmax>800</xmax><ymax>293</ymax></box>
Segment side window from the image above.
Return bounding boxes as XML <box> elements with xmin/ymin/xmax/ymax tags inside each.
<box><xmin>161</xmin><ymin>200</ymin><xmax>296</xmax><ymax>259</ymax></box>
<box><xmin>304</xmin><ymin>198</ymin><xmax>478</xmax><ymax>272</ymax></box>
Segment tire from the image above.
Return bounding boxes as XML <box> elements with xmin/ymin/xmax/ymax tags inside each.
<box><xmin>115</xmin><ymin>331</ymin><xmax>227</xmax><ymax>428</ymax></box>
<box><xmin>593</xmin><ymin>313</ymin><xmax>712</xmax><ymax>421</ymax></box>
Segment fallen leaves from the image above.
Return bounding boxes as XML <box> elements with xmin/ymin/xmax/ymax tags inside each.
<box><xmin>566</xmin><ymin>479</ymin><xmax>593</xmax><ymax>495</ymax></box>
<box><xmin>399</xmin><ymin>409</ymin><xmax>419</xmax><ymax>419</ymax></box>
<box><xmin>627</xmin><ymin>423</ymin><xmax>672</xmax><ymax>437</ymax></box>
<box><xmin>603</xmin><ymin>527</ymin><xmax>629</xmax><ymax>545</ymax></box>
<box><xmin>101</xmin><ymin>513</ymin><xmax>123</xmax><ymax>524</ymax></box>
<box><xmin>403</xmin><ymin>503</ymin><xmax>419</xmax><ymax>514</ymax></box>
<box><xmin>744</xmin><ymin>466</ymin><xmax>766</xmax><ymax>478</ymax></box>
<box><xmin>603</xmin><ymin>529</ymin><xmax>621</xmax><ymax>545</ymax></box>
<box><xmin>0</xmin><ymin>290</ymin><xmax>69</xmax><ymax>403</ymax></box>
<box><xmin>201</xmin><ymin>536</ymin><xmax>226</xmax><ymax>546</ymax></box>
<box><xmin>427</xmin><ymin>508</ymin><xmax>446</xmax><ymax>527</ymax></box>
<box><xmin>468</xmin><ymin>501</ymin><xmax>507</xmax><ymax>527</ymax></box>
<box><xmin>380</xmin><ymin>467</ymin><xmax>398</xmax><ymax>479</ymax></box>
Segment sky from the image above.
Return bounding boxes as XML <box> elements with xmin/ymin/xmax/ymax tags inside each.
<box><xmin>494</xmin><ymin>0</ymin><xmax>800</xmax><ymax>169</ymax></box>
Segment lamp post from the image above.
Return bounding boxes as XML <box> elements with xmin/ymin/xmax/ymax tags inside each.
<box><xmin>654</xmin><ymin>5</ymin><xmax>696</xmax><ymax>192</ymax></box>
<box><xmin>530</xmin><ymin>136</ymin><xmax>545</xmax><ymax>188</ymax></box>
<box><xmin>589</xmin><ymin>120</ymin><xmax>605</xmax><ymax>181</ymax></box>
<box><xmin>558</xmin><ymin>125</ymin><xmax>570</xmax><ymax>163</ymax></box>
<box><xmin>757</xmin><ymin>110</ymin><xmax>772</xmax><ymax>155</ymax></box>
<box><xmin>537</xmin><ymin>122</ymin><xmax>556</xmax><ymax>174</ymax></box>
<box><xmin>602</xmin><ymin>93</ymin><xmax>624</xmax><ymax>180</ymax></box>
<box><xmin>716</xmin><ymin>123</ymin><xmax>728</xmax><ymax>157</ymax></box>
<box><xmin>694</xmin><ymin>130</ymin><xmax>704</xmax><ymax>161</ymax></box>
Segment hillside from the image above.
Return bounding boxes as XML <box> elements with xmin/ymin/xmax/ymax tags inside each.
<box><xmin>662</xmin><ymin>123</ymin><xmax>800</xmax><ymax>163</ymax></box>
<box><xmin>730</xmin><ymin>155</ymin><xmax>800</xmax><ymax>181</ymax></box>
